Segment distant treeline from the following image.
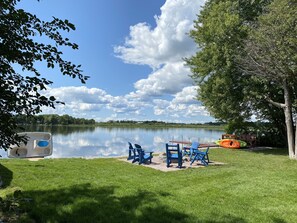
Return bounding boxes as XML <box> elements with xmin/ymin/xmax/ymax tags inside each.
<box><xmin>15</xmin><ymin>114</ymin><xmax>96</xmax><ymax>125</ymax></box>
<box><xmin>101</xmin><ymin>120</ymin><xmax>225</xmax><ymax>128</ymax></box>
<box><xmin>15</xmin><ymin>114</ymin><xmax>225</xmax><ymax>128</ymax></box>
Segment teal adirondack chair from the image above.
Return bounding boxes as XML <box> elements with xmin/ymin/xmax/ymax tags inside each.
<box><xmin>190</xmin><ymin>147</ymin><xmax>210</xmax><ymax>166</ymax></box>
<box><xmin>183</xmin><ymin>142</ymin><xmax>199</xmax><ymax>159</ymax></box>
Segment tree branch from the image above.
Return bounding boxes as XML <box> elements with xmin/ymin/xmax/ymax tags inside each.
<box><xmin>265</xmin><ymin>96</ymin><xmax>285</xmax><ymax>109</ymax></box>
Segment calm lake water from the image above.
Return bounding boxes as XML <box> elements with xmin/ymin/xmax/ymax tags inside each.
<box><xmin>0</xmin><ymin>126</ymin><xmax>223</xmax><ymax>158</ymax></box>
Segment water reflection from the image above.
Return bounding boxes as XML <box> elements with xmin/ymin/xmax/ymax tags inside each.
<box><xmin>0</xmin><ymin>127</ymin><xmax>223</xmax><ymax>158</ymax></box>
<box><xmin>23</xmin><ymin>125</ymin><xmax>97</xmax><ymax>136</ymax></box>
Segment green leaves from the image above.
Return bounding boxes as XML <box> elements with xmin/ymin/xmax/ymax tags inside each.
<box><xmin>240</xmin><ymin>0</ymin><xmax>296</xmax><ymax>85</ymax></box>
<box><xmin>186</xmin><ymin>0</ymin><xmax>250</xmax><ymax>122</ymax></box>
<box><xmin>185</xmin><ymin>0</ymin><xmax>287</xmax><ymax>129</ymax></box>
<box><xmin>0</xmin><ymin>0</ymin><xmax>89</xmax><ymax>149</ymax></box>
<box><xmin>187</xmin><ymin>0</ymin><xmax>295</xmax><ymax>151</ymax></box>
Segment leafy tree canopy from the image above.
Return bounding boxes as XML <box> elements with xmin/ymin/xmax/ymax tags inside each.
<box><xmin>0</xmin><ymin>0</ymin><xmax>89</xmax><ymax>149</ymax></box>
<box><xmin>238</xmin><ymin>0</ymin><xmax>297</xmax><ymax>157</ymax></box>
<box><xmin>187</xmin><ymin>0</ymin><xmax>296</xmax><ymax>157</ymax></box>
<box><xmin>185</xmin><ymin>0</ymin><xmax>285</xmax><ymax>133</ymax></box>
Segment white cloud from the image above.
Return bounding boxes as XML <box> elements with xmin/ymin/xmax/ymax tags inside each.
<box><xmin>133</xmin><ymin>62</ymin><xmax>193</xmax><ymax>98</ymax></box>
<box><xmin>40</xmin><ymin>84</ymin><xmax>211</xmax><ymax>123</ymax></box>
<box><xmin>114</xmin><ymin>0</ymin><xmax>205</xmax><ymax>68</ymax></box>
<box><xmin>153</xmin><ymin>99</ymin><xmax>170</xmax><ymax>115</ymax></box>
<box><xmin>153</xmin><ymin>86</ymin><xmax>209</xmax><ymax>119</ymax></box>
<box><xmin>107</xmin><ymin>96</ymin><xmax>140</xmax><ymax>114</ymax></box>
<box><xmin>172</xmin><ymin>86</ymin><xmax>198</xmax><ymax>104</ymax></box>
<box><xmin>45</xmin><ymin>86</ymin><xmax>111</xmax><ymax>105</ymax></box>
<box><xmin>114</xmin><ymin>0</ymin><xmax>206</xmax><ymax>107</ymax></box>
<box><xmin>40</xmin><ymin>86</ymin><xmax>112</xmax><ymax>117</ymax></box>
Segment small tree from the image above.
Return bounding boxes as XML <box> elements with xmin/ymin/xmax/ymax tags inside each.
<box><xmin>239</xmin><ymin>0</ymin><xmax>297</xmax><ymax>158</ymax></box>
<box><xmin>0</xmin><ymin>0</ymin><xmax>89</xmax><ymax>149</ymax></box>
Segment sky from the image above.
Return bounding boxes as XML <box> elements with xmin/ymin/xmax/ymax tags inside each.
<box><xmin>17</xmin><ymin>0</ymin><xmax>214</xmax><ymax>123</ymax></box>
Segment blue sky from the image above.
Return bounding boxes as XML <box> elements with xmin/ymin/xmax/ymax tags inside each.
<box><xmin>17</xmin><ymin>0</ymin><xmax>214</xmax><ymax>123</ymax></box>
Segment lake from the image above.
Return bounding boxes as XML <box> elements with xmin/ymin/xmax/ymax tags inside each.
<box><xmin>0</xmin><ymin>126</ymin><xmax>223</xmax><ymax>158</ymax></box>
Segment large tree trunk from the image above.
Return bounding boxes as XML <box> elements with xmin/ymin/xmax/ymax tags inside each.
<box><xmin>266</xmin><ymin>80</ymin><xmax>295</xmax><ymax>159</ymax></box>
<box><xmin>294</xmin><ymin>119</ymin><xmax>297</xmax><ymax>159</ymax></box>
<box><xmin>283</xmin><ymin>80</ymin><xmax>295</xmax><ymax>159</ymax></box>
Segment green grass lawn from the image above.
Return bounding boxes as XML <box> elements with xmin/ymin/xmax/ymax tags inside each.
<box><xmin>1</xmin><ymin>148</ymin><xmax>297</xmax><ymax>223</ymax></box>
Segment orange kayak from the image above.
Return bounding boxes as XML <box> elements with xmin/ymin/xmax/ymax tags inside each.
<box><xmin>219</xmin><ymin>139</ymin><xmax>241</xmax><ymax>149</ymax></box>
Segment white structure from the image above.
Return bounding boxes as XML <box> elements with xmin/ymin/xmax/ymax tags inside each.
<box><xmin>8</xmin><ymin>132</ymin><xmax>53</xmax><ymax>158</ymax></box>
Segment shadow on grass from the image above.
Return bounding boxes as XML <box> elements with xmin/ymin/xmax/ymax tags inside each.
<box><xmin>0</xmin><ymin>163</ymin><xmax>12</xmax><ymax>188</ymax></box>
<box><xmin>241</xmin><ymin>147</ymin><xmax>288</xmax><ymax>156</ymax></box>
<box><xmin>2</xmin><ymin>183</ymin><xmax>188</xmax><ymax>222</ymax></box>
<box><xmin>0</xmin><ymin>183</ymin><xmax>253</xmax><ymax>222</ymax></box>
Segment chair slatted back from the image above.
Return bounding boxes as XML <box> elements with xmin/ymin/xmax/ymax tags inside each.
<box><xmin>166</xmin><ymin>143</ymin><xmax>182</xmax><ymax>168</ymax></box>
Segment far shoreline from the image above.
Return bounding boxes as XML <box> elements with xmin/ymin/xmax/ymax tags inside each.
<box><xmin>18</xmin><ymin>123</ymin><xmax>225</xmax><ymax>130</ymax></box>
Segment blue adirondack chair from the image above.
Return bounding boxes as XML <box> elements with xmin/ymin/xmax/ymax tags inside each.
<box><xmin>127</xmin><ymin>142</ymin><xmax>139</xmax><ymax>163</ymax></box>
<box><xmin>190</xmin><ymin>147</ymin><xmax>210</xmax><ymax>166</ymax></box>
<box><xmin>127</xmin><ymin>142</ymin><xmax>134</xmax><ymax>160</ymax></box>
<box><xmin>189</xmin><ymin>142</ymin><xmax>200</xmax><ymax>160</ymax></box>
<box><xmin>183</xmin><ymin>142</ymin><xmax>199</xmax><ymax>159</ymax></box>
<box><xmin>134</xmin><ymin>144</ymin><xmax>153</xmax><ymax>165</ymax></box>
<box><xmin>166</xmin><ymin>143</ymin><xmax>183</xmax><ymax>168</ymax></box>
